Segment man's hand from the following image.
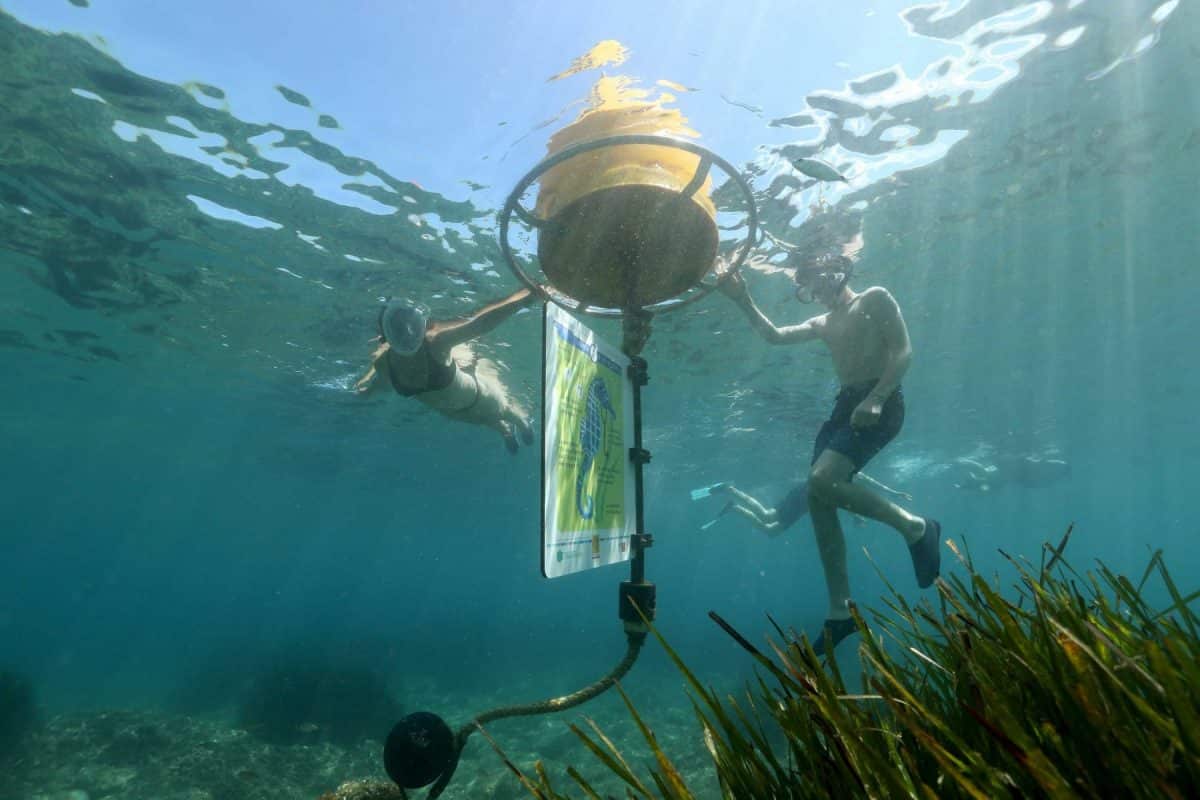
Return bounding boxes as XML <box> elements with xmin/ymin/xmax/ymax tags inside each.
<box><xmin>851</xmin><ymin>397</ymin><xmax>883</xmax><ymax>428</ymax></box>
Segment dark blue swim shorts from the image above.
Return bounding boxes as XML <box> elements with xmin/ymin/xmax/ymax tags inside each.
<box><xmin>811</xmin><ymin>381</ymin><xmax>904</xmax><ymax>475</ymax></box>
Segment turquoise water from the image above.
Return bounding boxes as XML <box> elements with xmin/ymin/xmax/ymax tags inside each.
<box><xmin>1</xmin><ymin>1</ymin><xmax>1197</xmax><ymax>797</ymax></box>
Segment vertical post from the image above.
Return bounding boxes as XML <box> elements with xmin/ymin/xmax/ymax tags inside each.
<box><xmin>620</xmin><ymin>348</ymin><xmax>655</xmax><ymax>629</ymax></box>
<box><xmin>628</xmin><ymin>355</ymin><xmax>649</xmax><ymax>585</ymax></box>
<box><xmin>622</xmin><ymin>306</ymin><xmax>655</xmax><ymax>586</ymax></box>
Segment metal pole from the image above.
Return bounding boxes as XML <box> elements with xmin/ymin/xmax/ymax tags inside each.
<box><xmin>629</xmin><ymin>355</ymin><xmax>648</xmax><ymax>585</ymax></box>
<box><xmin>620</xmin><ymin>341</ymin><xmax>655</xmax><ymax>630</ymax></box>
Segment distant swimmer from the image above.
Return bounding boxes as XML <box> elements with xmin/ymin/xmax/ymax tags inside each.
<box><xmin>694</xmin><ymin>475</ymin><xmax>911</xmax><ymax>536</ymax></box>
<box><xmin>355</xmin><ymin>289</ymin><xmax>536</xmax><ymax>454</ymax></box>
<box><xmin>953</xmin><ymin>453</ymin><xmax>1071</xmax><ymax>492</ymax></box>
<box><xmin>720</xmin><ymin>252</ymin><xmax>941</xmax><ymax>653</ymax></box>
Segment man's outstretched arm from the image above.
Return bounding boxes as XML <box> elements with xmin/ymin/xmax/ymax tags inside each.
<box><xmin>719</xmin><ymin>271</ymin><xmax>821</xmax><ymax>345</ymax></box>
<box><xmin>429</xmin><ymin>287</ymin><xmax>535</xmax><ymax>349</ymax></box>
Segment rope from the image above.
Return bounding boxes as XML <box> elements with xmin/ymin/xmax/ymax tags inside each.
<box><xmin>468</xmin><ymin>633</ymin><xmax>644</xmax><ymax>731</ymax></box>
<box><xmin>426</xmin><ymin>632</ymin><xmax>646</xmax><ymax>798</ymax></box>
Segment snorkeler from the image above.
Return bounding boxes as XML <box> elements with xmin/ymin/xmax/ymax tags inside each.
<box><xmin>719</xmin><ymin>253</ymin><xmax>942</xmax><ymax>652</ymax></box>
<box><xmin>354</xmin><ymin>288</ymin><xmax>537</xmax><ymax>454</ymax></box>
<box><xmin>953</xmin><ymin>453</ymin><xmax>1071</xmax><ymax>492</ymax></box>
<box><xmin>698</xmin><ymin>475</ymin><xmax>911</xmax><ymax>536</ymax></box>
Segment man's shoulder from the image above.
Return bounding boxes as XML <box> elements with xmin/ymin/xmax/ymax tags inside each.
<box><xmin>856</xmin><ymin>286</ymin><xmax>902</xmax><ymax>314</ymax></box>
<box><xmin>858</xmin><ymin>285</ymin><xmax>896</xmax><ymax>302</ymax></box>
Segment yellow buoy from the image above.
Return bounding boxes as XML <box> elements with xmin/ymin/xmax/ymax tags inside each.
<box><xmin>534</xmin><ymin>76</ymin><xmax>719</xmax><ymax>309</ymax></box>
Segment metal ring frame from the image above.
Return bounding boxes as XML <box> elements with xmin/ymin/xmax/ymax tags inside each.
<box><xmin>497</xmin><ymin>134</ymin><xmax>759</xmax><ymax>318</ymax></box>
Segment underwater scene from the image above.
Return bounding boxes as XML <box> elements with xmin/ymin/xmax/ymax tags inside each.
<box><xmin>2</xmin><ymin>1</ymin><xmax>1198</xmax><ymax>798</ymax></box>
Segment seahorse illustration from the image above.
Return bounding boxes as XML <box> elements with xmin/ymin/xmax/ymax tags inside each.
<box><xmin>576</xmin><ymin>376</ymin><xmax>616</xmax><ymax>519</ymax></box>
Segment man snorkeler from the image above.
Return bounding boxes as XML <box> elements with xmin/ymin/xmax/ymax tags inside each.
<box><xmin>720</xmin><ymin>253</ymin><xmax>942</xmax><ymax>652</ymax></box>
<box><xmin>355</xmin><ymin>288</ymin><xmax>536</xmax><ymax>454</ymax></box>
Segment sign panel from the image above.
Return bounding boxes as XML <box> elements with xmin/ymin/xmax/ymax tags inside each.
<box><xmin>541</xmin><ymin>303</ymin><xmax>635</xmax><ymax>579</ymax></box>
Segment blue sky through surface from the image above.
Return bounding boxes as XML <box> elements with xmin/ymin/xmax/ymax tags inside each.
<box><xmin>1</xmin><ymin>0</ymin><xmax>953</xmax><ymax>208</ymax></box>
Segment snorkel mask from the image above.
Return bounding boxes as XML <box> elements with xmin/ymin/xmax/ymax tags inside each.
<box><xmin>379</xmin><ymin>299</ymin><xmax>430</xmax><ymax>356</ymax></box>
<box><xmin>793</xmin><ymin>253</ymin><xmax>853</xmax><ymax>304</ymax></box>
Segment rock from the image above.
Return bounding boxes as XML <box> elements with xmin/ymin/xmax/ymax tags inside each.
<box><xmin>316</xmin><ymin>779</ymin><xmax>405</xmax><ymax>800</ymax></box>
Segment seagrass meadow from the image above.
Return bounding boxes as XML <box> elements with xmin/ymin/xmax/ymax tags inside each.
<box><xmin>498</xmin><ymin>532</ymin><xmax>1200</xmax><ymax>799</ymax></box>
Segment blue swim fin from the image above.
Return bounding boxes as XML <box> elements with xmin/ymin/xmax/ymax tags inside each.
<box><xmin>690</xmin><ymin>482</ymin><xmax>728</xmax><ymax>501</ymax></box>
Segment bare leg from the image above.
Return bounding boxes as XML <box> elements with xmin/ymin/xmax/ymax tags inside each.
<box><xmin>809</xmin><ymin>451</ymin><xmax>925</xmax><ymax>545</ymax></box>
<box><xmin>506</xmin><ymin>405</ymin><xmax>534</xmax><ymax>445</ymax></box>
<box><xmin>856</xmin><ymin>471</ymin><xmax>912</xmax><ymax>501</ymax></box>
<box><xmin>727</xmin><ymin>503</ymin><xmax>780</xmax><ymax>533</ymax></box>
<box><xmin>466</xmin><ymin>360</ymin><xmax>533</xmax><ymax>451</ymax></box>
<box><xmin>806</xmin><ymin>451</ymin><xmax>942</xmax><ymax>637</ymax></box>
<box><xmin>720</xmin><ymin>485</ymin><xmax>774</xmax><ymax>521</ymax></box>
<box><xmin>495</xmin><ymin>419</ymin><xmax>518</xmax><ymax>454</ymax></box>
<box><xmin>807</xmin><ymin>492</ymin><xmax>852</xmax><ymax>619</ymax></box>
